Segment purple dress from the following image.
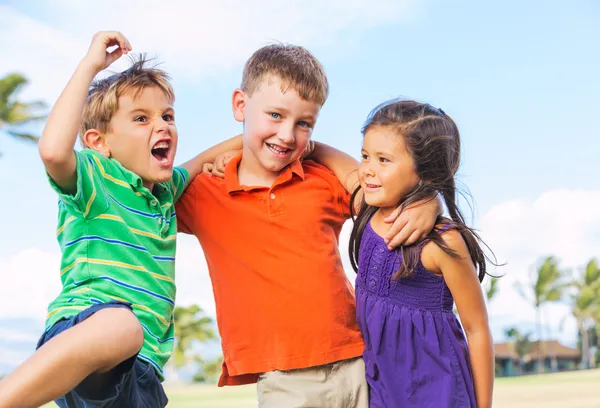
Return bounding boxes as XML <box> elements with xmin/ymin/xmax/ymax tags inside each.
<box><xmin>355</xmin><ymin>222</ymin><xmax>476</xmax><ymax>407</ymax></box>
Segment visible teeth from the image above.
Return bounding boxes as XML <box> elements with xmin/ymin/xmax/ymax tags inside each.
<box><xmin>153</xmin><ymin>141</ymin><xmax>169</xmax><ymax>150</ymax></box>
<box><xmin>267</xmin><ymin>144</ymin><xmax>289</xmax><ymax>154</ymax></box>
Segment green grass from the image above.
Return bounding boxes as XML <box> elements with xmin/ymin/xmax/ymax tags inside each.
<box><xmin>43</xmin><ymin>368</ymin><xmax>600</xmax><ymax>408</ymax></box>
<box><xmin>492</xmin><ymin>369</ymin><xmax>600</xmax><ymax>408</ymax></box>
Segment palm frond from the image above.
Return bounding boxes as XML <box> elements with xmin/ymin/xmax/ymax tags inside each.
<box><xmin>6</xmin><ymin>130</ymin><xmax>39</xmax><ymax>142</ymax></box>
<box><xmin>0</xmin><ymin>73</ymin><xmax>28</xmax><ymax>107</ymax></box>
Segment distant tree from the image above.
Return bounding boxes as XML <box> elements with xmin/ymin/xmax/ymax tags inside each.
<box><xmin>485</xmin><ymin>277</ymin><xmax>499</xmax><ymax>303</ymax></box>
<box><xmin>173</xmin><ymin>304</ymin><xmax>217</xmax><ymax>369</ymax></box>
<box><xmin>193</xmin><ymin>355</ymin><xmax>224</xmax><ymax>383</ymax></box>
<box><xmin>568</xmin><ymin>259</ymin><xmax>600</xmax><ymax>368</ymax></box>
<box><xmin>515</xmin><ymin>256</ymin><xmax>565</xmax><ymax>373</ymax></box>
<box><xmin>504</xmin><ymin>326</ymin><xmax>534</xmax><ymax>375</ymax></box>
<box><xmin>0</xmin><ymin>73</ymin><xmax>46</xmax><ymax>156</ymax></box>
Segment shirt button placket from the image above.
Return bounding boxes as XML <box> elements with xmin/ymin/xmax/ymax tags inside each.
<box><xmin>268</xmin><ymin>190</ymin><xmax>278</xmax><ymax>215</ymax></box>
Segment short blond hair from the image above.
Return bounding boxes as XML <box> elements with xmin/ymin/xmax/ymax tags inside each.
<box><xmin>241</xmin><ymin>43</ymin><xmax>328</xmax><ymax>106</ymax></box>
<box><xmin>80</xmin><ymin>54</ymin><xmax>174</xmax><ymax>145</ymax></box>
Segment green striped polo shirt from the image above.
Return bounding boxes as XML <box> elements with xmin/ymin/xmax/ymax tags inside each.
<box><xmin>45</xmin><ymin>148</ymin><xmax>189</xmax><ymax>379</ymax></box>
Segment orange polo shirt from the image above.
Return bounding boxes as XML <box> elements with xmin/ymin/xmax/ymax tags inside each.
<box><xmin>176</xmin><ymin>153</ymin><xmax>364</xmax><ymax>386</ymax></box>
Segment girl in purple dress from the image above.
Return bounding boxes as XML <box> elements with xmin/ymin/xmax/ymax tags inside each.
<box><xmin>349</xmin><ymin>100</ymin><xmax>495</xmax><ymax>408</ymax></box>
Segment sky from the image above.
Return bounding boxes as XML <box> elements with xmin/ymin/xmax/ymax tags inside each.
<box><xmin>0</xmin><ymin>0</ymin><xmax>599</xmax><ymax>374</ymax></box>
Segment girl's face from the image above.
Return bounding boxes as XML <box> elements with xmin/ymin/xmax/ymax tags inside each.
<box><xmin>358</xmin><ymin>126</ymin><xmax>420</xmax><ymax>211</ymax></box>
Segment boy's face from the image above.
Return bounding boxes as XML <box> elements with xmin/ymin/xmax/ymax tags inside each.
<box><xmin>102</xmin><ymin>86</ymin><xmax>177</xmax><ymax>190</ymax></box>
<box><xmin>233</xmin><ymin>76</ymin><xmax>320</xmax><ymax>177</ymax></box>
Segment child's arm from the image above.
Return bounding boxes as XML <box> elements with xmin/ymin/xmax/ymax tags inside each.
<box><xmin>310</xmin><ymin>141</ymin><xmax>360</xmax><ymax>194</ymax></box>
<box><xmin>310</xmin><ymin>141</ymin><xmax>441</xmax><ymax>247</ymax></box>
<box><xmin>179</xmin><ymin>134</ymin><xmax>243</xmax><ymax>181</ymax></box>
<box><xmin>425</xmin><ymin>230</ymin><xmax>494</xmax><ymax>408</ymax></box>
<box><xmin>38</xmin><ymin>32</ymin><xmax>132</xmax><ymax>194</ymax></box>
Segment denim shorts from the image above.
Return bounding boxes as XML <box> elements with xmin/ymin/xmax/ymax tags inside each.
<box><xmin>36</xmin><ymin>301</ymin><xmax>168</xmax><ymax>408</ymax></box>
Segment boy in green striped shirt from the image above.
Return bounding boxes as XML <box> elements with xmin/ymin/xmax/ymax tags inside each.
<box><xmin>0</xmin><ymin>32</ymin><xmax>241</xmax><ymax>408</ymax></box>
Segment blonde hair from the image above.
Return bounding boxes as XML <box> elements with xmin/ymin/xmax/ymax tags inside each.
<box><xmin>241</xmin><ymin>43</ymin><xmax>328</xmax><ymax>106</ymax></box>
<box><xmin>80</xmin><ymin>54</ymin><xmax>174</xmax><ymax>145</ymax></box>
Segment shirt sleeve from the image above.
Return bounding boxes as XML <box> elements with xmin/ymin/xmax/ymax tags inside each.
<box><xmin>335</xmin><ymin>179</ymin><xmax>352</xmax><ymax>219</ymax></box>
<box><xmin>47</xmin><ymin>149</ymin><xmax>109</xmax><ymax>219</ymax></box>
<box><xmin>304</xmin><ymin>160</ymin><xmax>352</xmax><ymax>219</ymax></box>
<box><xmin>170</xmin><ymin>166</ymin><xmax>190</xmax><ymax>202</ymax></box>
<box><xmin>175</xmin><ymin>174</ymin><xmax>202</xmax><ymax>235</ymax></box>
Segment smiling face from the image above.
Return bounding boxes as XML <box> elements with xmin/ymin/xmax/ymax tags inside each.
<box><xmin>358</xmin><ymin>126</ymin><xmax>420</xmax><ymax>212</ymax></box>
<box><xmin>91</xmin><ymin>85</ymin><xmax>178</xmax><ymax>191</ymax></box>
<box><xmin>232</xmin><ymin>75</ymin><xmax>321</xmax><ymax>183</ymax></box>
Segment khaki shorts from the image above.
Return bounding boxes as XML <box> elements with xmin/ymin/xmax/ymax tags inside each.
<box><xmin>257</xmin><ymin>357</ymin><xmax>368</xmax><ymax>408</ymax></box>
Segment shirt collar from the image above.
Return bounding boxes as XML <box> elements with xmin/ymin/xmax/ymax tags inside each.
<box><xmin>109</xmin><ymin>154</ymin><xmax>169</xmax><ymax>197</ymax></box>
<box><xmin>225</xmin><ymin>152</ymin><xmax>305</xmax><ymax>194</ymax></box>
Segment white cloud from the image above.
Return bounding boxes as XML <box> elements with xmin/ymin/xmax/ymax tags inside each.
<box><xmin>173</xmin><ymin>234</ymin><xmax>218</xmax><ymax>317</ymax></box>
<box><xmin>0</xmin><ymin>248</ymin><xmax>62</xmax><ymax>320</ymax></box>
<box><xmin>0</xmin><ymin>328</ymin><xmax>39</xmax><ymax>344</ymax></box>
<box><xmin>0</xmin><ymin>6</ymin><xmax>83</xmax><ymax>104</ymax></box>
<box><xmin>0</xmin><ymin>237</ymin><xmax>216</xmax><ymax>324</ymax></box>
<box><xmin>480</xmin><ymin>190</ymin><xmax>600</xmax><ymax>345</ymax></box>
<box><xmin>0</xmin><ymin>0</ymin><xmax>420</xmax><ymax>102</ymax></box>
<box><xmin>0</xmin><ymin>346</ymin><xmax>32</xmax><ymax>368</ymax></box>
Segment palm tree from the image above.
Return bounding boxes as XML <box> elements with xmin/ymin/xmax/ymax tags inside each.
<box><xmin>193</xmin><ymin>355</ymin><xmax>224</xmax><ymax>383</ymax></box>
<box><xmin>515</xmin><ymin>256</ymin><xmax>564</xmax><ymax>373</ymax></box>
<box><xmin>568</xmin><ymin>259</ymin><xmax>600</xmax><ymax>369</ymax></box>
<box><xmin>485</xmin><ymin>277</ymin><xmax>499</xmax><ymax>303</ymax></box>
<box><xmin>504</xmin><ymin>326</ymin><xmax>533</xmax><ymax>375</ymax></box>
<box><xmin>172</xmin><ymin>304</ymin><xmax>217</xmax><ymax>369</ymax></box>
<box><xmin>0</xmin><ymin>73</ymin><xmax>46</xmax><ymax>155</ymax></box>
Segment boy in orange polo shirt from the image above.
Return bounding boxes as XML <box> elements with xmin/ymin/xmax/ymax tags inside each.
<box><xmin>176</xmin><ymin>44</ymin><xmax>439</xmax><ymax>407</ymax></box>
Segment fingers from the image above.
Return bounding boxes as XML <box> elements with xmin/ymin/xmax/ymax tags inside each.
<box><xmin>301</xmin><ymin>140</ymin><xmax>315</xmax><ymax>160</ymax></box>
<box><xmin>211</xmin><ymin>151</ymin><xmax>235</xmax><ymax>176</ymax></box>
<box><xmin>215</xmin><ymin>155</ymin><xmax>227</xmax><ymax>174</ymax></box>
<box><xmin>105</xmin><ymin>48</ymin><xmax>124</xmax><ymax>66</ymax></box>
<box><xmin>92</xmin><ymin>31</ymin><xmax>132</xmax><ymax>53</ymax></box>
<box><xmin>100</xmin><ymin>31</ymin><xmax>132</xmax><ymax>53</ymax></box>
<box><xmin>202</xmin><ymin>162</ymin><xmax>225</xmax><ymax>178</ymax></box>
<box><xmin>384</xmin><ymin>216</ymin><xmax>409</xmax><ymax>249</ymax></box>
<box><xmin>87</xmin><ymin>31</ymin><xmax>132</xmax><ymax>71</ymax></box>
<box><xmin>117</xmin><ymin>32</ymin><xmax>133</xmax><ymax>53</ymax></box>
<box><xmin>385</xmin><ymin>231</ymin><xmax>411</xmax><ymax>250</ymax></box>
<box><xmin>210</xmin><ymin>165</ymin><xmax>225</xmax><ymax>178</ymax></box>
<box><xmin>404</xmin><ymin>230</ymin><xmax>423</xmax><ymax>247</ymax></box>
<box><xmin>202</xmin><ymin>163</ymin><xmax>214</xmax><ymax>175</ymax></box>
<box><xmin>383</xmin><ymin>207</ymin><xmax>400</xmax><ymax>223</ymax></box>
<box><xmin>223</xmin><ymin>152</ymin><xmax>236</xmax><ymax>165</ymax></box>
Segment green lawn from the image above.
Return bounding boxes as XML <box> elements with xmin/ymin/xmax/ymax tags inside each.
<box><xmin>44</xmin><ymin>368</ymin><xmax>600</xmax><ymax>407</ymax></box>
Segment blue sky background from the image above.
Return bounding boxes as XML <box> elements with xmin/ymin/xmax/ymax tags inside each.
<box><xmin>0</xmin><ymin>0</ymin><xmax>599</xmax><ymax>374</ymax></box>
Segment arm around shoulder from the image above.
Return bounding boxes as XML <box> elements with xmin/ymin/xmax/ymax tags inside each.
<box><xmin>309</xmin><ymin>141</ymin><xmax>360</xmax><ymax>194</ymax></box>
<box><xmin>180</xmin><ymin>134</ymin><xmax>243</xmax><ymax>180</ymax></box>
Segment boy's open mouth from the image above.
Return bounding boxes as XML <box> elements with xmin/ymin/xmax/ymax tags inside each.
<box><xmin>266</xmin><ymin>143</ymin><xmax>292</xmax><ymax>156</ymax></box>
<box><xmin>151</xmin><ymin>140</ymin><xmax>171</xmax><ymax>163</ymax></box>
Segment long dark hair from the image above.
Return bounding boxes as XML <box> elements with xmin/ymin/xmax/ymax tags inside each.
<box><xmin>349</xmin><ymin>99</ymin><xmax>495</xmax><ymax>282</ymax></box>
